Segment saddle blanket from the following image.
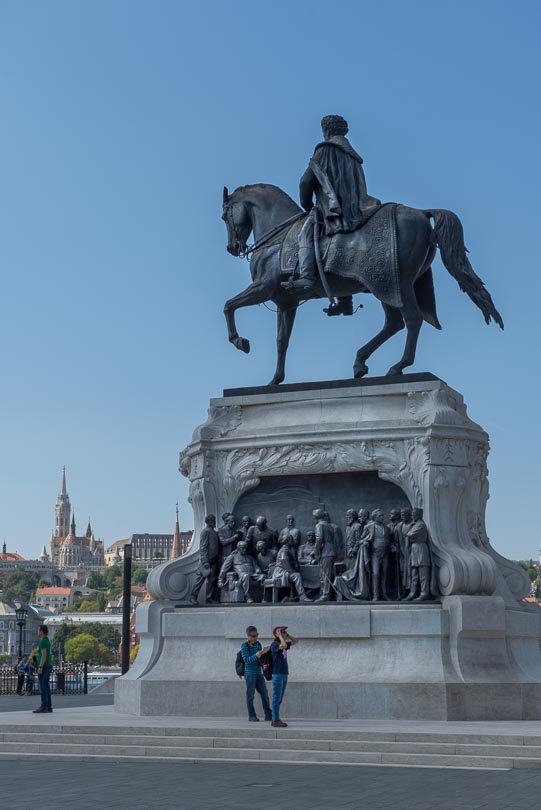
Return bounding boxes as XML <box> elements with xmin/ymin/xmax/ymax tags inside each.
<box><xmin>280</xmin><ymin>203</ymin><xmax>402</xmax><ymax>309</ymax></box>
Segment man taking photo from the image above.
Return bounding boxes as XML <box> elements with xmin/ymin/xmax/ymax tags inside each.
<box><xmin>270</xmin><ymin>626</ymin><xmax>298</xmax><ymax>728</ymax></box>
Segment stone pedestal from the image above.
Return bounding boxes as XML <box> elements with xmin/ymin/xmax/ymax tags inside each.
<box><xmin>114</xmin><ymin>374</ymin><xmax>541</xmax><ymax>719</ymax></box>
<box><xmin>115</xmin><ymin>598</ymin><xmax>541</xmax><ymax>720</ymax></box>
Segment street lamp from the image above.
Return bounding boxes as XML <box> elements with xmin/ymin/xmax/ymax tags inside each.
<box><xmin>15</xmin><ymin>605</ymin><xmax>27</xmax><ymax>661</ymax></box>
<box><xmin>121</xmin><ymin>544</ymin><xmax>132</xmax><ymax>675</ymax></box>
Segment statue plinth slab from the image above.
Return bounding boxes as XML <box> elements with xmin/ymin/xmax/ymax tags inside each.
<box><xmin>114</xmin><ymin>376</ymin><xmax>541</xmax><ymax>720</ymax></box>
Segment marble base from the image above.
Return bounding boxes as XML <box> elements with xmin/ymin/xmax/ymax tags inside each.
<box><xmin>114</xmin><ymin>597</ymin><xmax>541</xmax><ymax>720</ymax></box>
<box><xmin>123</xmin><ymin>377</ymin><xmax>541</xmax><ymax>721</ymax></box>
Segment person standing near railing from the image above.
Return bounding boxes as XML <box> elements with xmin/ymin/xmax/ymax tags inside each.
<box><xmin>25</xmin><ymin>655</ymin><xmax>37</xmax><ymax>696</ymax></box>
<box><xmin>33</xmin><ymin>625</ymin><xmax>53</xmax><ymax>714</ymax></box>
<box><xmin>16</xmin><ymin>655</ymin><xmax>28</xmax><ymax>696</ymax></box>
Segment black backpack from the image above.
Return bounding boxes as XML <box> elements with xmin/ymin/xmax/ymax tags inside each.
<box><xmin>259</xmin><ymin>649</ymin><xmax>273</xmax><ymax>681</ymax></box>
<box><xmin>235</xmin><ymin>650</ymin><xmax>245</xmax><ymax>678</ymax></box>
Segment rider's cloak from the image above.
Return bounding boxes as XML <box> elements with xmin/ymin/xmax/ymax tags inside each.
<box><xmin>300</xmin><ymin>135</ymin><xmax>381</xmax><ymax>235</ymax></box>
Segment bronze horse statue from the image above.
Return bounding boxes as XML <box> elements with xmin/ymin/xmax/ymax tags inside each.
<box><xmin>222</xmin><ymin>184</ymin><xmax>503</xmax><ymax>385</ymax></box>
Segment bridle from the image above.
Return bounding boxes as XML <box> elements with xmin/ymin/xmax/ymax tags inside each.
<box><xmin>223</xmin><ymin>201</ymin><xmax>251</xmax><ymax>258</ymax></box>
<box><xmin>224</xmin><ymin>201</ymin><xmax>304</xmax><ymax>261</ymax></box>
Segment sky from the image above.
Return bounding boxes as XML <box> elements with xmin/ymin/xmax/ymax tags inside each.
<box><xmin>0</xmin><ymin>0</ymin><xmax>539</xmax><ymax>560</ymax></box>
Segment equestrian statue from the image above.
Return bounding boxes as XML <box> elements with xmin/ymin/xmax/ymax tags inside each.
<box><xmin>222</xmin><ymin>114</ymin><xmax>503</xmax><ymax>385</ymax></box>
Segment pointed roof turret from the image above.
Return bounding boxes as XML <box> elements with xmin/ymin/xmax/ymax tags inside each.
<box><xmin>86</xmin><ymin>518</ymin><xmax>92</xmax><ymax>539</ymax></box>
<box><xmin>2</xmin><ymin>541</ymin><xmax>6</xmax><ymax>555</ymax></box>
<box><xmin>171</xmin><ymin>503</ymin><xmax>181</xmax><ymax>558</ymax></box>
<box><xmin>70</xmin><ymin>513</ymin><xmax>76</xmax><ymax>536</ymax></box>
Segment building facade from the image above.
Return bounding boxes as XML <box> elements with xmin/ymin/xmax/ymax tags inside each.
<box><xmin>105</xmin><ymin>508</ymin><xmax>192</xmax><ymax>569</ymax></box>
<box><xmin>0</xmin><ymin>601</ymin><xmax>43</xmax><ymax>660</ymax></box>
<box><xmin>34</xmin><ymin>586</ymin><xmax>74</xmax><ymax>611</ymax></box>
<box><xmin>49</xmin><ymin>468</ymin><xmax>105</xmax><ymax>584</ymax></box>
<box><xmin>0</xmin><ymin>542</ymin><xmax>69</xmax><ymax>587</ymax></box>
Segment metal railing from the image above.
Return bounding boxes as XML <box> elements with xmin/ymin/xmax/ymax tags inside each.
<box><xmin>0</xmin><ymin>663</ymin><xmax>88</xmax><ymax>696</ymax></box>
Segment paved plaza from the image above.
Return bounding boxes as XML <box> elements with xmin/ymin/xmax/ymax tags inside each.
<box><xmin>0</xmin><ymin>693</ymin><xmax>113</xmax><ymax>713</ymax></box>
<box><xmin>1</xmin><ymin>757</ymin><xmax>541</xmax><ymax>810</ymax></box>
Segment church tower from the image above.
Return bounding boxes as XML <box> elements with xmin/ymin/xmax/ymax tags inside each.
<box><xmin>171</xmin><ymin>504</ymin><xmax>181</xmax><ymax>558</ymax></box>
<box><xmin>52</xmin><ymin>466</ymin><xmax>71</xmax><ymax>565</ymax></box>
<box><xmin>54</xmin><ymin>467</ymin><xmax>71</xmax><ymax>539</ymax></box>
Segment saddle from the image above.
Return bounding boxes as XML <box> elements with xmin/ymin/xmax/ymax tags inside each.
<box><xmin>280</xmin><ymin>203</ymin><xmax>402</xmax><ymax>309</ymax></box>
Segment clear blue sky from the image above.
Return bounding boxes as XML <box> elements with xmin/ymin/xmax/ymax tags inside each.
<box><xmin>0</xmin><ymin>1</ymin><xmax>539</xmax><ymax>560</ymax></box>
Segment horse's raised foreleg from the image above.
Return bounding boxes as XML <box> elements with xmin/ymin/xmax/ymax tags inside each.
<box><xmin>269</xmin><ymin>306</ymin><xmax>297</xmax><ymax>385</ymax></box>
<box><xmin>387</xmin><ymin>288</ymin><xmax>423</xmax><ymax>376</ymax></box>
<box><xmin>353</xmin><ymin>304</ymin><xmax>404</xmax><ymax>378</ymax></box>
<box><xmin>224</xmin><ymin>282</ymin><xmax>272</xmax><ymax>354</ymax></box>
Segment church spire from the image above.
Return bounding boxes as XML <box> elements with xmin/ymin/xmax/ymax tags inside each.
<box><xmin>171</xmin><ymin>503</ymin><xmax>181</xmax><ymax>558</ymax></box>
<box><xmin>86</xmin><ymin>518</ymin><xmax>92</xmax><ymax>539</ymax></box>
<box><xmin>70</xmin><ymin>512</ymin><xmax>76</xmax><ymax>536</ymax></box>
<box><xmin>54</xmin><ymin>467</ymin><xmax>71</xmax><ymax>539</ymax></box>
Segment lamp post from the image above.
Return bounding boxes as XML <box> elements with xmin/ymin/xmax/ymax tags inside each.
<box><xmin>15</xmin><ymin>605</ymin><xmax>27</xmax><ymax>661</ymax></box>
<box><xmin>121</xmin><ymin>543</ymin><xmax>132</xmax><ymax>675</ymax></box>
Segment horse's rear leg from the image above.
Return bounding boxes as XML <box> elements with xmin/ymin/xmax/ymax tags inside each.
<box><xmin>387</xmin><ymin>288</ymin><xmax>423</xmax><ymax>376</ymax></box>
<box><xmin>353</xmin><ymin>304</ymin><xmax>404</xmax><ymax>378</ymax></box>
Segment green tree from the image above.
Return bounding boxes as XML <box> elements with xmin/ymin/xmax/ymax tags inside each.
<box><xmin>77</xmin><ymin>599</ymin><xmax>99</xmax><ymax>612</ymax></box>
<box><xmin>96</xmin><ymin>591</ymin><xmax>107</xmax><ymax>612</ymax></box>
<box><xmin>104</xmin><ymin>565</ymin><xmax>122</xmax><ymax>588</ymax></box>
<box><xmin>87</xmin><ymin>571</ymin><xmax>107</xmax><ymax>590</ymax></box>
<box><xmin>97</xmin><ymin>642</ymin><xmax>116</xmax><ymax>665</ymax></box>
<box><xmin>52</xmin><ymin>622</ymin><xmax>121</xmax><ymax>659</ymax></box>
<box><xmin>132</xmin><ymin>566</ymin><xmax>148</xmax><ymax>586</ymax></box>
<box><xmin>2</xmin><ymin>569</ymin><xmax>40</xmax><ymax>602</ymax></box>
<box><xmin>64</xmin><ymin>633</ymin><xmax>100</xmax><ymax>663</ymax></box>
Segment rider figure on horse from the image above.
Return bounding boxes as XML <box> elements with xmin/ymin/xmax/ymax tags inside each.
<box><xmin>282</xmin><ymin>114</ymin><xmax>381</xmax><ymax>316</ymax></box>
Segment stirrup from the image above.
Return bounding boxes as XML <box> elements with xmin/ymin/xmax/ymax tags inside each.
<box><xmin>324</xmin><ymin>300</ymin><xmax>354</xmax><ymax>317</ymax></box>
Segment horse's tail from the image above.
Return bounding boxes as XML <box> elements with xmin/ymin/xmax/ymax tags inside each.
<box><xmin>426</xmin><ymin>209</ymin><xmax>504</xmax><ymax>330</ymax></box>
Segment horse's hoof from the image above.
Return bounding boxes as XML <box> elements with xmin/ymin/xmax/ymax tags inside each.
<box><xmin>353</xmin><ymin>361</ymin><xmax>369</xmax><ymax>379</ymax></box>
<box><xmin>268</xmin><ymin>375</ymin><xmax>284</xmax><ymax>386</ymax></box>
<box><xmin>386</xmin><ymin>366</ymin><xmax>404</xmax><ymax>377</ymax></box>
<box><xmin>234</xmin><ymin>337</ymin><xmax>250</xmax><ymax>354</ymax></box>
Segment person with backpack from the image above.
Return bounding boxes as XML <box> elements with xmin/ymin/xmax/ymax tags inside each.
<box><xmin>270</xmin><ymin>626</ymin><xmax>298</xmax><ymax>728</ymax></box>
<box><xmin>239</xmin><ymin>625</ymin><xmax>272</xmax><ymax>722</ymax></box>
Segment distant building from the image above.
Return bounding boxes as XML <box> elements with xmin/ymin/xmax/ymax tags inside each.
<box><xmin>49</xmin><ymin>468</ymin><xmax>105</xmax><ymax>584</ymax></box>
<box><xmin>34</xmin><ymin>586</ymin><xmax>74</xmax><ymax>610</ymax></box>
<box><xmin>43</xmin><ymin>611</ymin><xmax>122</xmax><ymax>641</ymax></box>
<box><xmin>0</xmin><ymin>543</ymin><xmax>25</xmax><ymax>563</ymax></box>
<box><xmin>0</xmin><ymin>541</ymin><xmax>68</xmax><ymax>587</ymax></box>
<box><xmin>105</xmin><ymin>507</ymin><xmax>192</xmax><ymax>569</ymax></box>
<box><xmin>0</xmin><ymin>600</ymin><xmax>42</xmax><ymax>659</ymax></box>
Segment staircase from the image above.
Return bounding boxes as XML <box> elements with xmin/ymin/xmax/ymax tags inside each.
<box><xmin>0</xmin><ymin>721</ymin><xmax>541</xmax><ymax>769</ymax></box>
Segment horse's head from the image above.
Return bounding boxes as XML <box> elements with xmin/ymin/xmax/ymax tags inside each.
<box><xmin>222</xmin><ymin>186</ymin><xmax>252</xmax><ymax>257</ymax></box>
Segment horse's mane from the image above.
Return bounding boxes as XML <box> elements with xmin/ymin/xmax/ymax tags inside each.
<box><xmin>231</xmin><ymin>183</ymin><xmax>301</xmax><ymax>212</ymax></box>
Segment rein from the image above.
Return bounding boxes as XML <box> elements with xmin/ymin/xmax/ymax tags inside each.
<box><xmin>242</xmin><ymin>212</ymin><xmax>305</xmax><ymax>259</ymax></box>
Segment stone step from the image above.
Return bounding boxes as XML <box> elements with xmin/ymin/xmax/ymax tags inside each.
<box><xmin>0</xmin><ymin>739</ymin><xmax>538</xmax><ymax>769</ymax></box>
<box><xmin>1</xmin><ymin>723</ymin><xmax>540</xmax><ymax>747</ymax></box>
<box><xmin>2</xmin><ymin>731</ymin><xmax>541</xmax><ymax>759</ymax></box>
<box><xmin>0</xmin><ymin>735</ymin><xmax>541</xmax><ymax>769</ymax></box>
